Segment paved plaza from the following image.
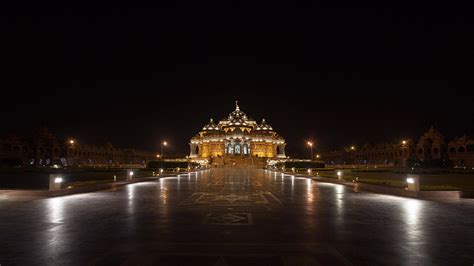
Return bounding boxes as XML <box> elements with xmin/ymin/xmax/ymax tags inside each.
<box><xmin>1</xmin><ymin>169</ymin><xmax>473</xmax><ymax>265</ymax></box>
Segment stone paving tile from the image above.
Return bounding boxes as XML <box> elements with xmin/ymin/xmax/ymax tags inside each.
<box><xmin>0</xmin><ymin>168</ymin><xmax>474</xmax><ymax>265</ymax></box>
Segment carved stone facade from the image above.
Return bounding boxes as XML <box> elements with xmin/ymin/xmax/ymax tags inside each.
<box><xmin>448</xmin><ymin>135</ymin><xmax>474</xmax><ymax>167</ymax></box>
<box><xmin>415</xmin><ymin>126</ymin><xmax>447</xmax><ymax>160</ymax></box>
<box><xmin>190</xmin><ymin>102</ymin><xmax>286</xmax><ymax>159</ymax></box>
<box><xmin>323</xmin><ymin>126</ymin><xmax>474</xmax><ymax>168</ymax></box>
<box><xmin>351</xmin><ymin>139</ymin><xmax>416</xmax><ymax>166</ymax></box>
<box><xmin>0</xmin><ymin>128</ymin><xmax>156</xmax><ymax>167</ymax></box>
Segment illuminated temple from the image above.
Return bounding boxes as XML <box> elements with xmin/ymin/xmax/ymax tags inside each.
<box><xmin>189</xmin><ymin>102</ymin><xmax>286</xmax><ymax>159</ymax></box>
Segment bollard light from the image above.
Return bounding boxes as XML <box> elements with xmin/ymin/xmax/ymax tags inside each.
<box><xmin>114</xmin><ymin>175</ymin><xmax>117</xmax><ymax>182</ymax></box>
<box><xmin>49</xmin><ymin>174</ymin><xmax>64</xmax><ymax>191</ymax></box>
<box><xmin>337</xmin><ymin>171</ymin><xmax>342</xmax><ymax>180</ymax></box>
<box><xmin>127</xmin><ymin>170</ymin><xmax>134</xmax><ymax>180</ymax></box>
<box><xmin>307</xmin><ymin>169</ymin><xmax>312</xmax><ymax>174</ymax></box>
<box><xmin>406</xmin><ymin>175</ymin><xmax>420</xmax><ymax>191</ymax></box>
<box><xmin>160</xmin><ymin>168</ymin><xmax>164</xmax><ymax>174</ymax></box>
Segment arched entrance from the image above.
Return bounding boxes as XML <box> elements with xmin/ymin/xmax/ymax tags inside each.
<box><xmin>225</xmin><ymin>140</ymin><xmax>250</xmax><ymax>156</ymax></box>
<box><xmin>235</xmin><ymin>144</ymin><xmax>241</xmax><ymax>154</ymax></box>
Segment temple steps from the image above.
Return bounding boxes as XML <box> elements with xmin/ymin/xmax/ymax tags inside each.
<box><xmin>211</xmin><ymin>155</ymin><xmax>266</xmax><ymax>169</ymax></box>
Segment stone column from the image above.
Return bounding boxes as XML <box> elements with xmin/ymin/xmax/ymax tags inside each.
<box><xmin>189</xmin><ymin>143</ymin><xmax>194</xmax><ymax>157</ymax></box>
<box><xmin>277</xmin><ymin>144</ymin><xmax>286</xmax><ymax>157</ymax></box>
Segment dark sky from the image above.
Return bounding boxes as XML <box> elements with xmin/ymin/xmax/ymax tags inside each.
<box><xmin>2</xmin><ymin>0</ymin><xmax>473</xmax><ymax>156</ymax></box>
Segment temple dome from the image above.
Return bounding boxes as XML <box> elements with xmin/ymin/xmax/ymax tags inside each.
<box><xmin>202</xmin><ymin>118</ymin><xmax>220</xmax><ymax>131</ymax></box>
<box><xmin>227</xmin><ymin>102</ymin><xmax>249</xmax><ymax>126</ymax></box>
<box><xmin>256</xmin><ymin>118</ymin><xmax>273</xmax><ymax>131</ymax></box>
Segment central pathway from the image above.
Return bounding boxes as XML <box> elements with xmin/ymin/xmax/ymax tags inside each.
<box><xmin>1</xmin><ymin>168</ymin><xmax>473</xmax><ymax>265</ymax></box>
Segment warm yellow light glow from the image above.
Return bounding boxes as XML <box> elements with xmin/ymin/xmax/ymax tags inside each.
<box><xmin>54</xmin><ymin>177</ymin><xmax>63</xmax><ymax>183</ymax></box>
<box><xmin>350</xmin><ymin>146</ymin><xmax>355</xmax><ymax>150</ymax></box>
<box><xmin>407</xmin><ymin>177</ymin><xmax>414</xmax><ymax>184</ymax></box>
<box><xmin>316</xmin><ymin>154</ymin><xmax>320</xmax><ymax>159</ymax></box>
<box><xmin>402</xmin><ymin>140</ymin><xmax>407</xmax><ymax>145</ymax></box>
<box><xmin>307</xmin><ymin>141</ymin><xmax>313</xmax><ymax>147</ymax></box>
<box><xmin>69</xmin><ymin>140</ymin><xmax>75</xmax><ymax>144</ymax></box>
<box><xmin>163</xmin><ymin>141</ymin><xmax>168</xmax><ymax>146</ymax></box>
<box><xmin>189</xmin><ymin>103</ymin><xmax>287</xmax><ymax>159</ymax></box>
<box><xmin>156</xmin><ymin>154</ymin><xmax>161</xmax><ymax>158</ymax></box>
<box><xmin>337</xmin><ymin>171</ymin><xmax>342</xmax><ymax>177</ymax></box>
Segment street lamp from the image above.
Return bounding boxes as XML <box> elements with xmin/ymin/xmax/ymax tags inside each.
<box><xmin>161</xmin><ymin>141</ymin><xmax>168</xmax><ymax>157</ymax></box>
<box><xmin>307</xmin><ymin>141</ymin><xmax>314</xmax><ymax>160</ymax></box>
<box><xmin>68</xmin><ymin>139</ymin><xmax>76</xmax><ymax>149</ymax></box>
<box><xmin>401</xmin><ymin>140</ymin><xmax>408</xmax><ymax>167</ymax></box>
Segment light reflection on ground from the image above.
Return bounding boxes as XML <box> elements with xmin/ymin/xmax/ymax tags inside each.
<box><xmin>0</xmin><ymin>168</ymin><xmax>472</xmax><ymax>265</ymax></box>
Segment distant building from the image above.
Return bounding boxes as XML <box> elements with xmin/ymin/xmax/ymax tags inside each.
<box><xmin>322</xmin><ymin>126</ymin><xmax>474</xmax><ymax>168</ymax></box>
<box><xmin>189</xmin><ymin>102</ymin><xmax>286</xmax><ymax>159</ymax></box>
<box><xmin>448</xmin><ymin>135</ymin><xmax>474</xmax><ymax>168</ymax></box>
<box><xmin>415</xmin><ymin>126</ymin><xmax>447</xmax><ymax>161</ymax></box>
<box><xmin>0</xmin><ymin>128</ymin><xmax>156</xmax><ymax>167</ymax></box>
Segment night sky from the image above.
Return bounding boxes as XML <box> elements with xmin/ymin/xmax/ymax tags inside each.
<box><xmin>2</xmin><ymin>0</ymin><xmax>473</xmax><ymax>156</ymax></box>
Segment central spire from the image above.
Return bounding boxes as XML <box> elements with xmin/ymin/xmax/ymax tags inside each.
<box><xmin>235</xmin><ymin>100</ymin><xmax>240</xmax><ymax>110</ymax></box>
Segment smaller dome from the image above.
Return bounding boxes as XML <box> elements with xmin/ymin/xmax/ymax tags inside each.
<box><xmin>202</xmin><ymin>118</ymin><xmax>220</xmax><ymax>131</ymax></box>
<box><xmin>256</xmin><ymin>118</ymin><xmax>273</xmax><ymax>131</ymax></box>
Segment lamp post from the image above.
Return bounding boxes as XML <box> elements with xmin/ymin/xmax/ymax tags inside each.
<box><xmin>349</xmin><ymin>146</ymin><xmax>356</xmax><ymax>166</ymax></box>
<box><xmin>67</xmin><ymin>139</ymin><xmax>76</xmax><ymax>166</ymax></box>
<box><xmin>161</xmin><ymin>141</ymin><xmax>168</xmax><ymax>158</ymax></box>
<box><xmin>307</xmin><ymin>141</ymin><xmax>314</xmax><ymax>160</ymax></box>
<box><xmin>401</xmin><ymin>140</ymin><xmax>408</xmax><ymax>167</ymax></box>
